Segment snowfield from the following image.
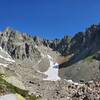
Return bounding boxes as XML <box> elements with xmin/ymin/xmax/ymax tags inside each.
<box><xmin>0</xmin><ymin>63</ymin><xmax>8</xmax><ymax>67</ymax></box>
<box><xmin>0</xmin><ymin>47</ymin><xmax>10</xmax><ymax>57</ymax></box>
<box><xmin>43</xmin><ymin>55</ymin><xmax>61</xmax><ymax>81</ymax></box>
<box><xmin>0</xmin><ymin>55</ymin><xmax>15</xmax><ymax>63</ymax></box>
<box><xmin>0</xmin><ymin>94</ymin><xmax>17</xmax><ymax>100</ymax></box>
<box><xmin>0</xmin><ymin>47</ymin><xmax>15</xmax><ymax>68</ymax></box>
<box><xmin>0</xmin><ymin>94</ymin><xmax>25</xmax><ymax>100</ymax></box>
<box><xmin>0</xmin><ymin>47</ymin><xmax>15</xmax><ymax>63</ymax></box>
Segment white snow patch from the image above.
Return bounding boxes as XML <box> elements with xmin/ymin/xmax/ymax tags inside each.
<box><xmin>0</xmin><ymin>63</ymin><xmax>8</xmax><ymax>67</ymax></box>
<box><xmin>41</xmin><ymin>53</ymin><xmax>46</xmax><ymax>58</ymax></box>
<box><xmin>0</xmin><ymin>94</ymin><xmax>17</xmax><ymax>100</ymax></box>
<box><xmin>0</xmin><ymin>47</ymin><xmax>15</xmax><ymax>63</ymax></box>
<box><xmin>47</xmin><ymin>55</ymin><xmax>52</xmax><ymax>60</ymax></box>
<box><xmin>43</xmin><ymin>55</ymin><xmax>61</xmax><ymax>81</ymax></box>
<box><xmin>36</xmin><ymin>69</ymin><xmax>44</xmax><ymax>74</ymax></box>
<box><xmin>0</xmin><ymin>47</ymin><xmax>10</xmax><ymax>57</ymax></box>
<box><xmin>0</xmin><ymin>55</ymin><xmax>15</xmax><ymax>63</ymax></box>
<box><xmin>64</xmin><ymin>79</ymin><xmax>84</xmax><ymax>86</ymax></box>
<box><xmin>34</xmin><ymin>45</ymin><xmax>38</xmax><ymax>48</ymax></box>
<box><xmin>0</xmin><ymin>47</ymin><xmax>15</xmax><ymax>69</ymax></box>
<box><xmin>67</xmin><ymin>80</ymin><xmax>79</xmax><ymax>85</ymax></box>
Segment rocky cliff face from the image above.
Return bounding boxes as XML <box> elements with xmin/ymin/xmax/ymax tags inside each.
<box><xmin>2</xmin><ymin>24</ymin><xmax>100</xmax><ymax>60</ymax></box>
<box><xmin>48</xmin><ymin>24</ymin><xmax>100</xmax><ymax>57</ymax></box>
<box><xmin>59</xmin><ymin>24</ymin><xmax>100</xmax><ymax>82</ymax></box>
<box><xmin>0</xmin><ymin>27</ymin><xmax>42</xmax><ymax>61</ymax></box>
<box><xmin>48</xmin><ymin>36</ymin><xmax>71</xmax><ymax>56</ymax></box>
<box><xmin>70</xmin><ymin>24</ymin><xmax>100</xmax><ymax>55</ymax></box>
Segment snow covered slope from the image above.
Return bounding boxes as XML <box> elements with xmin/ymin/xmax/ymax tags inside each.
<box><xmin>43</xmin><ymin>55</ymin><xmax>61</xmax><ymax>81</ymax></box>
<box><xmin>0</xmin><ymin>94</ymin><xmax>25</xmax><ymax>100</ymax></box>
<box><xmin>0</xmin><ymin>47</ymin><xmax>15</xmax><ymax>68</ymax></box>
<box><xmin>0</xmin><ymin>94</ymin><xmax>17</xmax><ymax>100</ymax></box>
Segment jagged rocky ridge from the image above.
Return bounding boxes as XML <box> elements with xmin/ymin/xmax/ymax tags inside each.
<box><xmin>59</xmin><ymin>24</ymin><xmax>100</xmax><ymax>82</ymax></box>
<box><xmin>48</xmin><ymin>24</ymin><xmax>100</xmax><ymax>57</ymax></box>
<box><xmin>0</xmin><ymin>27</ymin><xmax>71</xmax><ymax>59</ymax></box>
<box><xmin>0</xmin><ymin>27</ymin><xmax>42</xmax><ymax>61</ymax></box>
<box><xmin>1</xmin><ymin>24</ymin><xmax>100</xmax><ymax>60</ymax></box>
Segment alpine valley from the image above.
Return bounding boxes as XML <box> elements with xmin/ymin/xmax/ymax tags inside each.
<box><xmin>0</xmin><ymin>24</ymin><xmax>100</xmax><ymax>100</ymax></box>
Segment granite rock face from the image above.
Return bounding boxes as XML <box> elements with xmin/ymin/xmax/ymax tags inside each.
<box><xmin>0</xmin><ymin>27</ymin><xmax>41</xmax><ymax>61</ymax></box>
<box><xmin>48</xmin><ymin>36</ymin><xmax>71</xmax><ymax>56</ymax></box>
<box><xmin>69</xmin><ymin>24</ymin><xmax>100</xmax><ymax>55</ymax></box>
<box><xmin>59</xmin><ymin>24</ymin><xmax>100</xmax><ymax>82</ymax></box>
<box><xmin>49</xmin><ymin>24</ymin><xmax>100</xmax><ymax>57</ymax></box>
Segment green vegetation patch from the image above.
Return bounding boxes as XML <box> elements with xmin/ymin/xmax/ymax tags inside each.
<box><xmin>85</xmin><ymin>51</ymin><xmax>100</xmax><ymax>64</ymax></box>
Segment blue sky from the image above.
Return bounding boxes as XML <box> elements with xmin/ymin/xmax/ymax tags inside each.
<box><xmin>0</xmin><ymin>0</ymin><xmax>100</xmax><ymax>39</ymax></box>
